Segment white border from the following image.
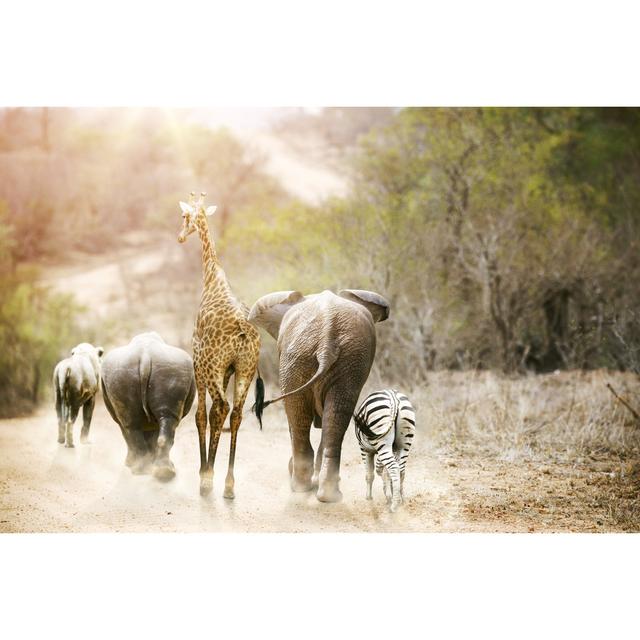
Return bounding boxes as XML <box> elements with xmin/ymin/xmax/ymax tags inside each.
<box><xmin>2</xmin><ymin>1</ymin><xmax>639</xmax><ymax>105</ymax></box>
<box><xmin>2</xmin><ymin>1</ymin><xmax>639</xmax><ymax>637</ymax></box>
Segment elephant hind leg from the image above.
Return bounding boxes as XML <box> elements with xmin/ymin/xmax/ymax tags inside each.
<box><xmin>311</xmin><ymin>427</ymin><xmax>324</xmax><ymax>489</ymax></box>
<box><xmin>284</xmin><ymin>395</ymin><xmax>315</xmax><ymax>493</ymax></box>
<box><xmin>316</xmin><ymin>390</ymin><xmax>358</xmax><ymax>503</ymax></box>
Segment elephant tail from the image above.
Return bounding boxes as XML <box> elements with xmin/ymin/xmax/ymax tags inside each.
<box><xmin>252</xmin><ymin>368</ymin><xmax>266</xmax><ymax>430</ymax></box>
<box><xmin>260</xmin><ymin>347</ymin><xmax>339</xmax><ymax>410</ymax></box>
<box><xmin>139</xmin><ymin>348</ymin><xmax>152</xmax><ymax>422</ymax></box>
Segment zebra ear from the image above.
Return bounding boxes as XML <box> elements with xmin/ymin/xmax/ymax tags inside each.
<box><xmin>248</xmin><ymin>290</ymin><xmax>306</xmax><ymax>340</ymax></box>
<box><xmin>338</xmin><ymin>289</ymin><xmax>390</xmax><ymax>323</ymax></box>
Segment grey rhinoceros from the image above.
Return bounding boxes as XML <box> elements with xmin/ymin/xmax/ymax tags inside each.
<box><xmin>53</xmin><ymin>343</ymin><xmax>104</xmax><ymax>447</ymax></box>
<box><xmin>101</xmin><ymin>332</ymin><xmax>196</xmax><ymax>481</ymax></box>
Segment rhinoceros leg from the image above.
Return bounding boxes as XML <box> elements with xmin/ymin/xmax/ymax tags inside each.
<box><xmin>65</xmin><ymin>405</ymin><xmax>79</xmax><ymax>448</ymax></box>
<box><xmin>55</xmin><ymin>388</ymin><xmax>65</xmax><ymax>444</ymax></box>
<box><xmin>153</xmin><ymin>417</ymin><xmax>178</xmax><ymax>482</ymax></box>
<box><xmin>125</xmin><ymin>424</ymin><xmax>152</xmax><ymax>475</ymax></box>
<box><xmin>80</xmin><ymin>396</ymin><xmax>95</xmax><ymax>444</ymax></box>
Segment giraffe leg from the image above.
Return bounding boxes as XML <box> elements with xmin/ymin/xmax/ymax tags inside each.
<box><xmin>201</xmin><ymin>390</ymin><xmax>229</xmax><ymax>496</ymax></box>
<box><xmin>224</xmin><ymin>375</ymin><xmax>251</xmax><ymax>500</ymax></box>
<box><xmin>195</xmin><ymin>382</ymin><xmax>208</xmax><ymax>491</ymax></box>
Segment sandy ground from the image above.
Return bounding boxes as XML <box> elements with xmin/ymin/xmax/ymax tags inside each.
<box><xmin>4</xmin><ymin>121</ymin><xmax>636</xmax><ymax>533</ymax></box>
<box><xmin>1</xmin><ymin>396</ymin><xmax>634</xmax><ymax>533</ymax></box>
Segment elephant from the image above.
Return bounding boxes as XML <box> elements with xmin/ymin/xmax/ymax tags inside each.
<box><xmin>248</xmin><ymin>289</ymin><xmax>390</xmax><ymax>503</ymax></box>
<box><xmin>101</xmin><ymin>332</ymin><xmax>196</xmax><ymax>481</ymax></box>
<box><xmin>53</xmin><ymin>343</ymin><xmax>104</xmax><ymax>447</ymax></box>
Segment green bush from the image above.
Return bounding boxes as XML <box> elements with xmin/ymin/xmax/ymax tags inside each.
<box><xmin>0</xmin><ymin>263</ymin><xmax>84</xmax><ymax>418</ymax></box>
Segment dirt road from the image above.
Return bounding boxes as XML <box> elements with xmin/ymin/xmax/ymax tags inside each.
<box><xmin>1</xmin><ymin>396</ymin><xmax>633</xmax><ymax>533</ymax></box>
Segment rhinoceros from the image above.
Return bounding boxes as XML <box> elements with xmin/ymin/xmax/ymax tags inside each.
<box><xmin>101</xmin><ymin>332</ymin><xmax>196</xmax><ymax>481</ymax></box>
<box><xmin>53</xmin><ymin>343</ymin><xmax>104</xmax><ymax>447</ymax></box>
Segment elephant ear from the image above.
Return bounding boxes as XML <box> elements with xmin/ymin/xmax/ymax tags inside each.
<box><xmin>338</xmin><ymin>289</ymin><xmax>390</xmax><ymax>323</ymax></box>
<box><xmin>248</xmin><ymin>290</ymin><xmax>306</xmax><ymax>339</ymax></box>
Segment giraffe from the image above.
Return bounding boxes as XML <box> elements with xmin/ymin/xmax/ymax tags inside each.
<box><xmin>178</xmin><ymin>191</ymin><xmax>264</xmax><ymax>499</ymax></box>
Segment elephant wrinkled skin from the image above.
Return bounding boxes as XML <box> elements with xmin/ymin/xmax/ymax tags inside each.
<box><xmin>248</xmin><ymin>289</ymin><xmax>389</xmax><ymax>503</ymax></box>
<box><xmin>101</xmin><ymin>332</ymin><xmax>196</xmax><ymax>481</ymax></box>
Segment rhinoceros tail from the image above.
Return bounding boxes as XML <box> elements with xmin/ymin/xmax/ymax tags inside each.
<box><xmin>139</xmin><ymin>348</ymin><xmax>152</xmax><ymax>422</ymax></box>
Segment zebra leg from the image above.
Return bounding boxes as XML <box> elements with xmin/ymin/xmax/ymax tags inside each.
<box><xmin>398</xmin><ymin>446</ymin><xmax>412</xmax><ymax>502</ymax></box>
<box><xmin>362</xmin><ymin>450</ymin><xmax>375</xmax><ymax>500</ymax></box>
<box><xmin>375</xmin><ymin>457</ymin><xmax>390</xmax><ymax>503</ymax></box>
<box><xmin>385</xmin><ymin>460</ymin><xmax>402</xmax><ymax>512</ymax></box>
<box><xmin>377</xmin><ymin>444</ymin><xmax>401</xmax><ymax>511</ymax></box>
<box><xmin>396</xmin><ymin>432</ymin><xmax>414</xmax><ymax>503</ymax></box>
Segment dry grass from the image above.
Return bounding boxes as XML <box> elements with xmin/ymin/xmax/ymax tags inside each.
<box><xmin>411</xmin><ymin>369</ymin><xmax>640</xmax><ymax>461</ymax></box>
<box><xmin>404</xmin><ymin>370</ymin><xmax>640</xmax><ymax>531</ymax></box>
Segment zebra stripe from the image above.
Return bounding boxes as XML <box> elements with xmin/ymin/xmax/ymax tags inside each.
<box><xmin>353</xmin><ymin>388</ymin><xmax>416</xmax><ymax>511</ymax></box>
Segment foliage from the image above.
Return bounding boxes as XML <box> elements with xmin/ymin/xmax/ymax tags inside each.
<box><xmin>0</xmin><ymin>263</ymin><xmax>84</xmax><ymax>418</ymax></box>
<box><xmin>2</xmin><ymin>107</ymin><xmax>640</xmax><ymax>410</ymax></box>
<box><xmin>241</xmin><ymin>107</ymin><xmax>640</xmax><ymax>380</ymax></box>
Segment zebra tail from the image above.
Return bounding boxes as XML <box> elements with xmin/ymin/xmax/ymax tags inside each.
<box><xmin>354</xmin><ymin>412</ymin><xmax>377</xmax><ymax>440</ymax></box>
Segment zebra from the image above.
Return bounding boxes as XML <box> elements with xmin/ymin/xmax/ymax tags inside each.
<box><xmin>353</xmin><ymin>389</ymin><xmax>416</xmax><ymax>512</ymax></box>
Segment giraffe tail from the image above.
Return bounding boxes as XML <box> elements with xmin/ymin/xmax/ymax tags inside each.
<box><xmin>252</xmin><ymin>369</ymin><xmax>266</xmax><ymax>430</ymax></box>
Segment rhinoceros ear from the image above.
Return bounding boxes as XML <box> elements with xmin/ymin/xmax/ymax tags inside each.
<box><xmin>338</xmin><ymin>289</ymin><xmax>390</xmax><ymax>323</ymax></box>
<box><xmin>248</xmin><ymin>290</ymin><xmax>305</xmax><ymax>340</ymax></box>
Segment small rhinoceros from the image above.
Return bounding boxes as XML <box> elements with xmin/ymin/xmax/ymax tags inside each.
<box><xmin>101</xmin><ymin>332</ymin><xmax>196</xmax><ymax>481</ymax></box>
<box><xmin>53</xmin><ymin>343</ymin><xmax>104</xmax><ymax>447</ymax></box>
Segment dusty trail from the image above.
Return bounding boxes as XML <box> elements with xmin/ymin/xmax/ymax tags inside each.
<box><xmin>0</xmin><ymin>400</ymin><xmax>465</xmax><ymax>533</ymax></box>
<box><xmin>2</xmin><ymin>396</ymin><xmax>630</xmax><ymax>533</ymax></box>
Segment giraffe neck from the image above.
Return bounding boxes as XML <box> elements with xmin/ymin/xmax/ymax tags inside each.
<box><xmin>195</xmin><ymin>215</ymin><xmax>235</xmax><ymax>302</ymax></box>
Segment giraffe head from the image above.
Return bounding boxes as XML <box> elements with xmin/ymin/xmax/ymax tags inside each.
<box><xmin>177</xmin><ymin>191</ymin><xmax>217</xmax><ymax>243</ymax></box>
